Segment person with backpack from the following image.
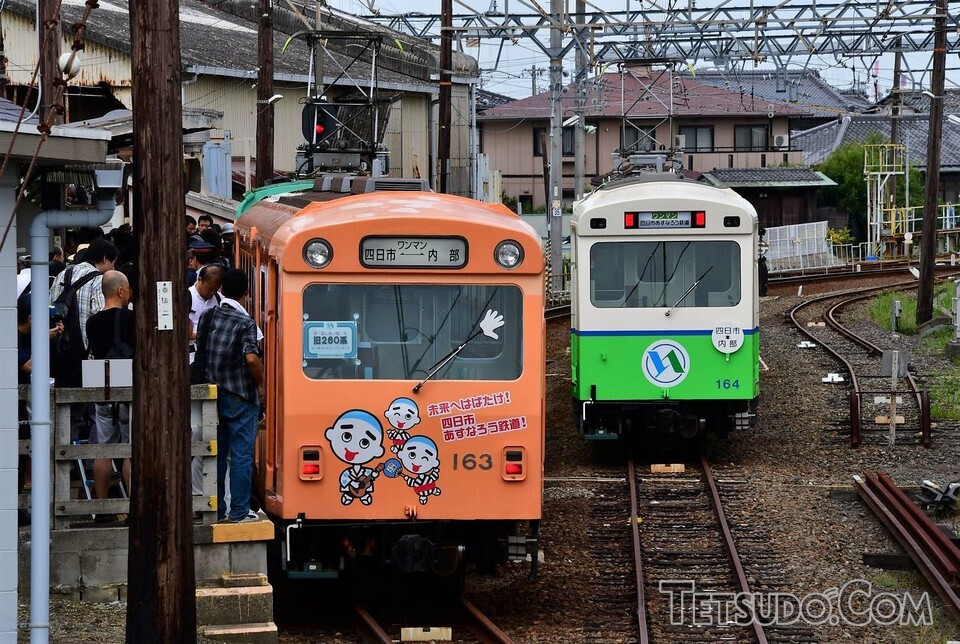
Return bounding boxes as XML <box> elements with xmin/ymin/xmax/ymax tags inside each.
<box><xmin>85</xmin><ymin>270</ymin><xmax>134</xmax><ymax>518</ymax></box>
<box><xmin>49</xmin><ymin>238</ymin><xmax>118</xmax><ymax>441</ymax></box>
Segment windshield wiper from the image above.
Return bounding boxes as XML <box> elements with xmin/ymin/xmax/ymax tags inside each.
<box><xmin>413</xmin><ymin>308</ymin><xmax>504</xmax><ymax>393</ymax></box>
<box><xmin>664</xmin><ymin>265</ymin><xmax>713</xmax><ymax>317</ymax></box>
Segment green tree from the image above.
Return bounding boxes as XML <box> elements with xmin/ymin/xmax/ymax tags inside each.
<box><xmin>818</xmin><ymin>132</ymin><xmax>924</xmax><ymax>232</ymax></box>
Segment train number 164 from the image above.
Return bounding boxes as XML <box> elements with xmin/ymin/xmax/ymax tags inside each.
<box><xmin>716</xmin><ymin>379</ymin><xmax>740</xmax><ymax>389</ymax></box>
<box><xmin>452</xmin><ymin>453</ymin><xmax>493</xmax><ymax>471</ymax></box>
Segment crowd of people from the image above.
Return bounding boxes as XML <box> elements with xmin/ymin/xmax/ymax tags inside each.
<box><xmin>16</xmin><ymin>216</ymin><xmax>262</xmax><ymax>525</ymax></box>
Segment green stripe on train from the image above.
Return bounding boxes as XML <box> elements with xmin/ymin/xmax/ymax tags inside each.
<box><xmin>571</xmin><ymin>335</ymin><xmax>759</xmax><ymax>401</ymax></box>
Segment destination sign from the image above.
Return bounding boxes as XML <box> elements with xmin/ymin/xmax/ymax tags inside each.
<box><xmin>623</xmin><ymin>211</ymin><xmax>705</xmax><ymax>229</ymax></box>
<box><xmin>360</xmin><ymin>236</ymin><xmax>467</xmax><ymax>268</ymax></box>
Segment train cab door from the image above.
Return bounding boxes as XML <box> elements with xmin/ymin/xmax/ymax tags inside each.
<box><xmin>257</xmin><ymin>259</ymin><xmax>280</xmax><ymax>498</ymax></box>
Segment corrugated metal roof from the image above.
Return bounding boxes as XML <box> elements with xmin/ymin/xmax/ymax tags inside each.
<box><xmin>3</xmin><ymin>0</ymin><xmax>446</xmax><ymax>93</ymax></box>
<box><xmin>480</xmin><ymin>70</ymin><xmax>809</xmax><ymax>120</ymax></box>
<box><xmin>0</xmin><ymin>96</ymin><xmax>38</xmax><ymax>124</ymax></box>
<box><xmin>702</xmin><ymin>167</ymin><xmax>837</xmax><ymax>188</ymax></box>
<box><xmin>792</xmin><ymin>113</ymin><xmax>960</xmax><ymax>171</ymax></box>
<box><xmin>682</xmin><ymin>69</ymin><xmax>871</xmax><ymax>118</ymax></box>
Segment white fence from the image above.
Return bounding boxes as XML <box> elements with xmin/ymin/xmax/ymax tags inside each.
<box><xmin>765</xmin><ymin>221</ymin><xmax>854</xmax><ymax>273</ymax></box>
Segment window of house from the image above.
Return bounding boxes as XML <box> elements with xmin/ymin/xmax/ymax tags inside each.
<box><xmin>533</xmin><ymin>126</ymin><xmax>576</xmax><ymax>156</ymax></box>
<box><xmin>734</xmin><ymin>125</ymin><xmax>768</xmax><ymax>151</ymax></box>
<box><xmin>622</xmin><ymin>124</ymin><xmax>657</xmax><ymax>152</ymax></box>
<box><xmin>678</xmin><ymin>126</ymin><xmax>713</xmax><ymax>152</ymax></box>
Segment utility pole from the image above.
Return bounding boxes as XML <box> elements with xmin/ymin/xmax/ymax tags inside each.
<box><xmin>530</xmin><ymin>65</ymin><xmax>539</xmax><ymax>96</ymax></box>
<box><xmin>256</xmin><ymin>0</ymin><xmax>275</xmax><ymax>187</ymax></box>
<box><xmin>315</xmin><ymin>0</ymin><xmax>325</xmax><ymax>96</ymax></box>
<box><xmin>574</xmin><ymin>0</ymin><xmax>587</xmax><ymax>202</ymax></box>
<box><xmin>917</xmin><ymin>0</ymin><xmax>947</xmax><ymax>325</ymax></box>
<box><xmin>39</xmin><ymin>0</ymin><xmax>62</xmax><ymax>124</ymax></box>
<box><xmin>438</xmin><ymin>0</ymin><xmax>453</xmax><ymax>194</ymax></box>
<box><xmin>547</xmin><ymin>0</ymin><xmax>564</xmax><ymax>293</ymax></box>
<box><xmin>889</xmin><ymin>38</ymin><xmax>902</xmax><ymax>209</ymax></box>
<box><xmin>126</xmin><ymin>1</ymin><xmax>196</xmax><ymax>641</ymax></box>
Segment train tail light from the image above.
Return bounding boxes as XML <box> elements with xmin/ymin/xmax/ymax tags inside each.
<box><xmin>692</xmin><ymin>211</ymin><xmax>706</xmax><ymax>228</ymax></box>
<box><xmin>502</xmin><ymin>447</ymin><xmax>527</xmax><ymax>481</ymax></box>
<box><xmin>299</xmin><ymin>446</ymin><xmax>323</xmax><ymax>481</ymax></box>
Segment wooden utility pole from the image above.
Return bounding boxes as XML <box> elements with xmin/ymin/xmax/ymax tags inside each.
<box><xmin>39</xmin><ymin>0</ymin><xmax>62</xmax><ymax>124</ymax></box>
<box><xmin>438</xmin><ymin>0</ymin><xmax>452</xmax><ymax>194</ymax></box>
<box><xmin>256</xmin><ymin>0</ymin><xmax>275</xmax><ymax>187</ymax></box>
<box><xmin>917</xmin><ymin>0</ymin><xmax>947</xmax><ymax>325</ymax></box>
<box><xmin>126</xmin><ymin>1</ymin><xmax>196</xmax><ymax>641</ymax></box>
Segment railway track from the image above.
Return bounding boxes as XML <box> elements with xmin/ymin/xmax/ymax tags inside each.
<box><xmin>788</xmin><ymin>281</ymin><xmax>940</xmax><ymax>447</ymax></box>
<box><xmin>353</xmin><ymin>597</ymin><xmax>513</xmax><ymax>644</ymax></box>
<box><xmin>632</xmin><ymin>456</ymin><xmax>817</xmax><ymax>643</ymax></box>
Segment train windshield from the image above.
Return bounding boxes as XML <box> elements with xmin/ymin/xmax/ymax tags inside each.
<box><xmin>589</xmin><ymin>241</ymin><xmax>741</xmax><ymax>308</ymax></box>
<box><xmin>302</xmin><ymin>284</ymin><xmax>523</xmax><ymax>380</ymax></box>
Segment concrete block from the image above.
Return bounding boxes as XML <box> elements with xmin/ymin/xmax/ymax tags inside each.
<box><xmin>229</xmin><ymin>542</ymin><xmax>267</xmax><ymax>576</ymax></box>
<box><xmin>196</xmin><ymin>586</ymin><xmax>274</xmax><ymax>626</ymax></box>
<box><xmin>0</xmin><ymin>469</ymin><xmax>19</xmax><ymax>511</ymax></box>
<box><xmin>81</xmin><ymin>585</ymin><xmax>121</xmax><ymax>603</ymax></box>
<box><xmin>50</xmin><ymin>552</ymin><xmax>81</xmax><ymax>589</ymax></box>
<box><xmin>194</xmin><ymin>543</ymin><xmax>231</xmax><ymax>584</ymax></box>
<box><xmin>52</xmin><ymin>527</ymin><xmax>128</xmax><ymax>552</ymax></box>
<box><xmin>50</xmin><ymin>587</ymin><xmax>81</xmax><ymax>600</ymax></box>
<box><xmin>199</xmin><ymin>621</ymin><xmax>278</xmax><ymax>644</ymax></box>
<box><xmin>0</xmin><ymin>429</ymin><xmax>18</xmax><ymax>470</ymax></box>
<box><xmin>80</xmin><ymin>550</ymin><xmax>128</xmax><ymax>587</ymax></box>
<box><xmin>221</xmin><ymin>573</ymin><xmax>268</xmax><ymax>588</ymax></box>
<box><xmin>0</xmin><ymin>589</ymin><xmax>17</xmax><ymax>632</ymax></box>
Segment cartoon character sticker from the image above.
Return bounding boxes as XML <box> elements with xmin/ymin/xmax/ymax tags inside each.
<box><xmin>398</xmin><ymin>436</ymin><xmax>442</xmax><ymax>505</ymax></box>
<box><xmin>325</xmin><ymin>410</ymin><xmax>385</xmax><ymax>506</ymax></box>
<box><xmin>384</xmin><ymin>397</ymin><xmax>421</xmax><ymax>454</ymax></box>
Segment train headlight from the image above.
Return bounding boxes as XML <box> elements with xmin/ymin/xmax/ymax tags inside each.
<box><xmin>495</xmin><ymin>240</ymin><xmax>523</xmax><ymax>269</ymax></box>
<box><xmin>304</xmin><ymin>239</ymin><xmax>333</xmax><ymax>268</ymax></box>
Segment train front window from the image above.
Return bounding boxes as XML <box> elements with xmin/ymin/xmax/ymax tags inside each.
<box><xmin>589</xmin><ymin>241</ymin><xmax>741</xmax><ymax>308</ymax></box>
<box><xmin>302</xmin><ymin>284</ymin><xmax>523</xmax><ymax>380</ymax></box>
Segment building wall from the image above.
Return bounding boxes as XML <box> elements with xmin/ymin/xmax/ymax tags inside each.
<box><xmin>482</xmin><ymin>116</ymin><xmax>802</xmax><ymax>208</ymax></box>
<box><xmin>382</xmin><ymin>94</ymin><xmax>430</xmax><ymax>180</ymax></box>
<box><xmin>0</xmin><ymin>173</ymin><xmax>18</xmax><ymax>642</ymax></box>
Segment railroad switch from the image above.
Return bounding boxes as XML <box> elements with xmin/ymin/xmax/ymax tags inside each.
<box><xmin>916</xmin><ymin>480</ymin><xmax>960</xmax><ymax>514</ymax></box>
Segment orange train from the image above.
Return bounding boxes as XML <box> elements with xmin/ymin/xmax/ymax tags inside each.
<box><xmin>235</xmin><ymin>181</ymin><xmax>545</xmax><ymax>580</ymax></box>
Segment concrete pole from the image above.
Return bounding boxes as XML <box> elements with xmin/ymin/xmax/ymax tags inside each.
<box><xmin>917</xmin><ymin>0</ymin><xmax>947</xmax><ymax>324</ymax></box>
<box><xmin>548</xmin><ymin>0</ymin><xmax>564</xmax><ymax>294</ymax></box>
<box><xmin>439</xmin><ymin>0</ymin><xmax>453</xmax><ymax>193</ymax></box>
<box><xmin>574</xmin><ymin>0</ymin><xmax>587</xmax><ymax>202</ymax></box>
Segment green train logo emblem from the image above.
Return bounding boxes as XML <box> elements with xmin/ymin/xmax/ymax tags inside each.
<box><xmin>642</xmin><ymin>340</ymin><xmax>690</xmax><ymax>387</ymax></box>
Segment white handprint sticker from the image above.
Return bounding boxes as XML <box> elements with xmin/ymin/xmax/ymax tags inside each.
<box><xmin>479</xmin><ymin>309</ymin><xmax>505</xmax><ymax>340</ymax></box>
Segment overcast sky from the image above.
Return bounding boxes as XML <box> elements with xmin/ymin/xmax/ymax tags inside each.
<box><xmin>328</xmin><ymin>0</ymin><xmax>957</xmax><ymax>100</ymax></box>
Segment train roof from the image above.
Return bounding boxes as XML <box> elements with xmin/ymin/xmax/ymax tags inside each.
<box><xmin>237</xmin><ymin>190</ymin><xmax>543</xmax><ymax>271</ymax></box>
<box><xmin>572</xmin><ymin>173</ymin><xmax>758</xmax><ymax>227</ymax></box>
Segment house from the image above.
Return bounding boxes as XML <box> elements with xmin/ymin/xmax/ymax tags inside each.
<box><xmin>479</xmin><ymin>66</ymin><xmax>809</xmax><ymax>212</ymax></box>
<box><xmin>701</xmin><ymin>167</ymin><xmax>837</xmax><ymax>229</ymax></box>
<box><xmin>1</xmin><ymin>0</ymin><xmax>479</xmax><ymax>195</ymax></box>
<box><xmin>792</xmin><ymin>113</ymin><xmax>960</xmax><ymax>204</ymax></box>
<box><xmin>681</xmin><ymin>69</ymin><xmax>871</xmax><ymax>132</ymax></box>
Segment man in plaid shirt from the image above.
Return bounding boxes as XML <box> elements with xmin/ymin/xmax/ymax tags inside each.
<box><xmin>194</xmin><ymin>269</ymin><xmax>264</xmax><ymax>523</ymax></box>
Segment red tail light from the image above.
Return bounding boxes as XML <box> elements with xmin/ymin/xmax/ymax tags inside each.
<box><xmin>299</xmin><ymin>446</ymin><xmax>323</xmax><ymax>480</ymax></box>
<box><xmin>502</xmin><ymin>447</ymin><xmax>527</xmax><ymax>481</ymax></box>
<box><xmin>505</xmin><ymin>463</ymin><xmax>523</xmax><ymax>475</ymax></box>
<box><xmin>693</xmin><ymin>211</ymin><xmax>706</xmax><ymax>228</ymax></box>
<box><xmin>302</xmin><ymin>464</ymin><xmax>320</xmax><ymax>475</ymax></box>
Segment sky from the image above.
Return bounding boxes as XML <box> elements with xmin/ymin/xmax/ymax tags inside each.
<box><xmin>328</xmin><ymin>0</ymin><xmax>958</xmax><ymax>100</ymax></box>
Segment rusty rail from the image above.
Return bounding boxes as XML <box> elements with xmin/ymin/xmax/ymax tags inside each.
<box><xmin>789</xmin><ymin>280</ymin><xmax>941</xmax><ymax>448</ymax></box>
<box><xmin>353</xmin><ymin>604</ymin><xmax>393</xmax><ymax>644</ymax></box>
<box><xmin>627</xmin><ymin>457</ymin><xmax>649</xmax><ymax>644</ymax></box>
<box><xmin>701</xmin><ymin>456</ymin><xmax>769</xmax><ymax>644</ymax></box>
<box><xmin>854</xmin><ymin>472</ymin><xmax>960</xmax><ymax>623</ymax></box>
<box><xmin>461</xmin><ymin>598</ymin><xmax>514</xmax><ymax>644</ymax></box>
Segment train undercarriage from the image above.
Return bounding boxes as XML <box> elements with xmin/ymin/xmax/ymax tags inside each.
<box><xmin>575</xmin><ymin>397</ymin><xmax>758</xmax><ymax>440</ymax></box>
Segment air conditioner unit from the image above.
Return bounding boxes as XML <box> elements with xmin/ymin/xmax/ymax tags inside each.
<box><xmin>674</xmin><ymin>134</ymin><xmax>686</xmax><ymax>149</ymax></box>
<box><xmin>774</xmin><ymin>134</ymin><xmax>789</xmax><ymax>149</ymax></box>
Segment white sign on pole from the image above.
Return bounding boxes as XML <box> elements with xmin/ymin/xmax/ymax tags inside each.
<box><xmin>157</xmin><ymin>281</ymin><xmax>173</xmax><ymax>331</ymax></box>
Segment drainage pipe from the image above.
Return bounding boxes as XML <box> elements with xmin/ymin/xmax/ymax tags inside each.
<box><xmin>29</xmin><ymin>199</ymin><xmax>113</xmax><ymax>644</ymax></box>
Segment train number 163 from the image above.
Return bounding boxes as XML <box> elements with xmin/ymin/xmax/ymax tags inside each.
<box><xmin>716</xmin><ymin>379</ymin><xmax>740</xmax><ymax>389</ymax></box>
<box><xmin>452</xmin><ymin>453</ymin><xmax>493</xmax><ymax>471</ymax></box>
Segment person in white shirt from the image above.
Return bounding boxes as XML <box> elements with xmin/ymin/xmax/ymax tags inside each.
<box><xmin>188</xmin><ymin>264</ymin><xmax>224</xmax><ymax>364</ymax></box>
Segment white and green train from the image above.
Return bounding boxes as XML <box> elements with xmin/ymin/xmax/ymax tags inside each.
<box><xmin>570</xmin><ymin>173</ymin><xmax>760</xmax><ymax>439</ymax></box>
